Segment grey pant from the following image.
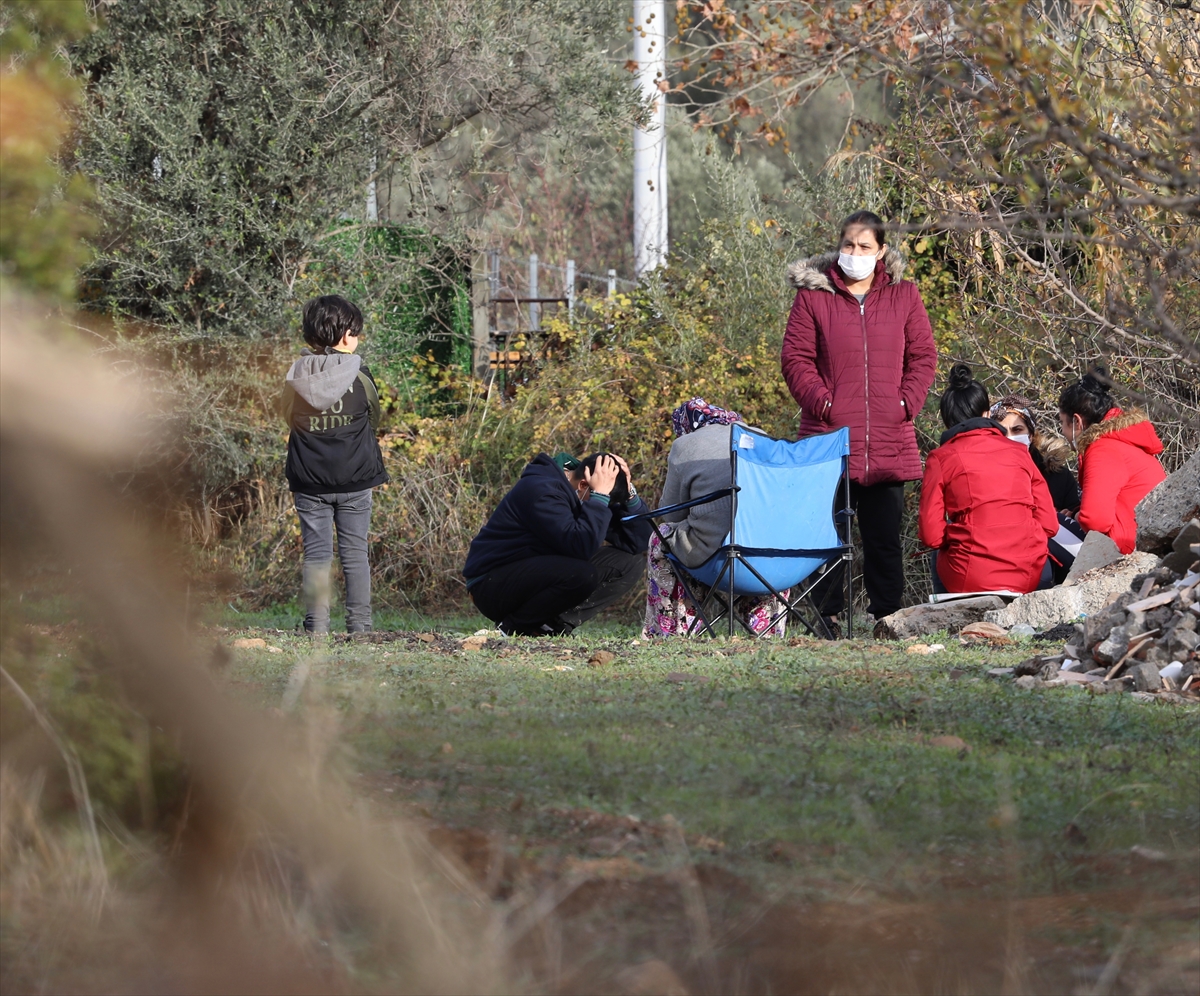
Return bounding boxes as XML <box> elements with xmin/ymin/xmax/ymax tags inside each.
<box><xmin>555</xmin><ymin>546</ymin><xmax>646</xmax><ymax>630</ymax></box>
<box><xmin>294</xmin><ymin>489</ymin><xmax>373</xmax><ymax>633</ymax></box>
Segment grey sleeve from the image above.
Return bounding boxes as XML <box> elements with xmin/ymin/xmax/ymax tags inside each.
<box><xmin>660</xmin><ymin>445</ymin><xmax>687</xmax><ymax>523</ymax></box>
<box><xmin>358</xmin><ymin>372</ymin><xmax>381</xmax><ymax>429</ymax></box>
<box><xmin>281</xmin><ymin>383</ymin><xmax>296</xmax><ymax>427</ymax></box>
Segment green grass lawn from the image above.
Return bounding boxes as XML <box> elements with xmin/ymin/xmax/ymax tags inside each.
<box><xmin>8</xmin><ymin>583</ymin><xmax>1197</xmax><ymax>992</ymax></box>
<box><xmin>224</xmin><ymin>625</ymin><xmax>1200</xmax><ymax>900</ymax></box>
<box><xmin>218</xmin><ymin>620</ymin><xmax>1199</xmax><ymax>991</ymax></box>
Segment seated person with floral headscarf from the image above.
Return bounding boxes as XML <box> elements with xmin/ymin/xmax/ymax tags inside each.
<box><xmin>988</xmin><ymin>392</ymin><xmax>1083</xmax><ymax>582</ymax></box>
<box><xmin>644</xmin><ymin>398</ymin><xmax>788</xmax><ymax>637</ymax></box>
<box><xmin>988</xmin><ymin>394</ymin><xmax>1080</xmax><ymax>513</ymax></box>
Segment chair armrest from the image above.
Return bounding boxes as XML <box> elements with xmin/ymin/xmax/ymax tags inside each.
<box><xmin>620</xmin><ymin>487</ymin><xmax>737</xmax><ymax>523</ymax></box>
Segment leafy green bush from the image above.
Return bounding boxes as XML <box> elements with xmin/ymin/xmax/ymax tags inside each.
<box><xmin>69</xmin><ymin>0</ymin><xmax>634</xmax><ymax>335</ymax></box>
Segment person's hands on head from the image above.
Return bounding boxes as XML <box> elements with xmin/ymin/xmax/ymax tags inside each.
<box><xmin>584</xmin><ymin>454</ymin><xmax>620</xmax><ymax>496</ymax></box>
<box><xmin>612</xmin><ymin>454</ymin><xmax>633</xmax><ymax>488</ymax></box>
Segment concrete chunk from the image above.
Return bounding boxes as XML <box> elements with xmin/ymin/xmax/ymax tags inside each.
<box><xmin>1136</xmin><ymin>451</ymin><xmax>1200</xmax><ymax>553</ymax></box>
<box><xmin>985</xmin><ymin>552</ymin><xmax>1160</xmax><ymax>631</ymax></box>
<box><xmin>1162</xmin><ymin>518</ymin><xmax>1200</xmax><ymax>575</ymax></box>
<box><xmin>1128</xmin><ymin>661</ymin><xmax>1162</xmax><ymax>692</ymax></box>
<box><xmin>873</xmin><ymin>596</ymin><xmax>1006</xmax><ymax>639</ymax></box>
<box><xmin>1064</xmin><ymin>531</ymin><xmax>1123</xmax><ymax>584</ymax></box>
<box><xmin>1094</xmin><ymin>625</ymin><xmax>1130</xmax><ymax>665</ymax></box>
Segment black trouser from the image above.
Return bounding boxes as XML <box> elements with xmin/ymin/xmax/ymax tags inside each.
<box><xmin>469</xmin><ymin>547</ymin><xmax>645</xmax><ymax>635</ymax></box>
<box><xmin>812</xmin><ymin>480</ymin><xmax>906</xmax><ymax>618</ymax></box>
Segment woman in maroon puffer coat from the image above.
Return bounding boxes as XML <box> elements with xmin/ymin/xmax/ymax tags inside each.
<box><xmin>781</xmin><ymin>211</ymin><xmax>938</xmax><ymax>622</ymax></box>
<box><xmin>919</xmin><ymin>365</ymin><xmax>1059</xmax><ymax>594</ymax></box>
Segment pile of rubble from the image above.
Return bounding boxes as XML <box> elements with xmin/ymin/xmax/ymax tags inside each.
<box><xmin>992</xmin><ymin>561</ymin><xmax>1200</xmax><ymax>701</ymax></box>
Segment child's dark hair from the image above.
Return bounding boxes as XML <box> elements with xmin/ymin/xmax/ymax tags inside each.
<box><xmin>302</xmin><ymin>295</ymin><xmax>363</xmax><ymax>351</ymax></box>
<box><xmin>839</xmin><ymin>210</ymin><xmax>887</xmax><ymax>248</ymax></box>
<box><xmin>1059</xmin><ymin>364</ymin><xmax>1116</xmax><ymax>428</ymax></box>
<box><xmin>573</xmin><ymin>453</ymin><xmax>630</xmax><ymax>505</ymax></box>
<box><xmin>939</xmin><ymin>362</ymin><xmax>989</xmax><ymax>428</ymax></box>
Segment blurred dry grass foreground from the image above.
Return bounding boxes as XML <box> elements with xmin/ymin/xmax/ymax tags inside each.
<box><xmin>0</xmin><ymin>301</ymin><xmax>503</xmax><ymax>993</ymax></box>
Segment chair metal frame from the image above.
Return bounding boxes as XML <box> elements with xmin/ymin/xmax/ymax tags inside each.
<box><xmin>625</xmin><ymin>426</ymin><xmax>854</xmax><ymax>640</ymax></box>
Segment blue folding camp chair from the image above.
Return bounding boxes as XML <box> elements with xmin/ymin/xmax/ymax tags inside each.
<box><xmin>624</xmin><ymin>425</ymin><xmax>854</xmax><ymax>638</ymax></box>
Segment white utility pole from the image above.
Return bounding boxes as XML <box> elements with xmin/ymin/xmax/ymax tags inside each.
<box><xmin>366</xmin><ymin>155</ymin><xmax>378</xmax><ymax>222</ymax></box>
<box><xmin>528</xmin><ymin>253</ymin><xmax>540</xmax><ymax>330</ymax></box>
<box><xmin>565</xmin><ymin>259</ymin><xmax>576</xmax><ymax>320</ymax></box>
<box><xmin>632</xmin><ymin>0</ymin><xmax>668</xmax><ymax>277</ymax></box>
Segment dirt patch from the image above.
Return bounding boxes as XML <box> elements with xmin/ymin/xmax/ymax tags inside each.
<box><xmin>415</xmin><ymin>802</ymin><xmax>1200</xmax><ymax>995</ymax></box>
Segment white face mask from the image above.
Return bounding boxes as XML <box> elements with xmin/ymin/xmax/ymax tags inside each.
<box><xmin>1007</xmin><ymin>433</ymin><xmax>1030</xmax><ymax>448</ymax></box>
<box><xmin>838</xmin><ymin>252</ymin><xmax>878</xmax><ymax>281</ymax></box>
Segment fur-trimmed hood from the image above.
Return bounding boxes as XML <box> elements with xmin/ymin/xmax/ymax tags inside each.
<box><xmin>1076</xmin><ymin>408</ymin><xmax>1160</xmax><ymax>460</ymax></box>
<box><xmin>787</xmin><ymin>247</ymin><xmax>907</xmax><ymax>292</ymax></box>
<box><xmin>1033</xmin><ymin>432</ymin><xmax>1073</xmax><ymax>473</ymax></box>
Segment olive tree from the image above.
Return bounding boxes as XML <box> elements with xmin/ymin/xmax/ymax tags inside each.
<box><xmin>70</xmin><ymin>0</ymin><xmax>634</xmax><ymax>335</ymax></box>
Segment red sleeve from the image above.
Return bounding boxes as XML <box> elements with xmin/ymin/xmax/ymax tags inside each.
<box><xmin>1077</xmin><ymin>444</ymin><xmax>1122</xmax><ymax>537</ymax></box>
<box><xmin>1029</xmin><ymin>461</ymin><xmax>1058</xmax><ymax>537</ymax></box>
<box><xmin>780</xmin><ymin>291</ymin><xmax>832</xmax><ymax>421</ymax></box>
<box><xmin>918</xmin><ymin>450</ymin><xmax>947</xmax><ymax>549</ymax></box>
<box><xmin>899</xmin><ymin>285</ymin><xmax>937</xmax><ymax>422</ymax></box>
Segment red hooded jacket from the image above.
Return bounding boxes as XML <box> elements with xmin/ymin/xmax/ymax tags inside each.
<box><xmin>1076</xmin><ymin>408</ymin><xmax>1166</xmax><ymax>554</ymax></box>
<box><xmin>919</xmin><ymin>419</ymin><xmax>1059</xmax><ymax>594</ymax></box>
<box><xmin>781</xmin><ymin>250</ymin><xmax>937</xmax><ymax>485</ymax></box>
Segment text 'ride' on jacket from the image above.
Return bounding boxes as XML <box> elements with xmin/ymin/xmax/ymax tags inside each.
<box><xmin>781</xmin><ymin>249</ymin><xmax>938</xmax><ymax>485</ymax></box>
<box><xmin>464</xmin><ymin>454</ymin><xmax>627</xmax><ymax>579</ymax></box>
<box><xmin>1075</xmin><ymin>408</ymin><xmax>1166</xmax><ymax>554</ymax></box>
<box><xmin>918</xmin><ymin>418</ymin><xmax>1059</xmax><ymax>594</ymax></box>
<box><xmin>283</xmin><ymin>349</ymin><xmax>388</xmax><ymax>495</ymax></box>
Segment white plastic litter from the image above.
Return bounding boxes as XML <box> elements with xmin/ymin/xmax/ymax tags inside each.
<box><xmin>1159</xmin><ymin>661</ymin><xmax>1184</xmax><ymax>681</ymax></box>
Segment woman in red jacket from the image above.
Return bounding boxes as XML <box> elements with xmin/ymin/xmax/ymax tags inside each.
<box><xmin>1059</xmin><ymin>367</ymin><xmax>1166</xmax><ymax>554</ymax></box>
<box><xmin>919</xmin><ymin>365</ymin><xmax>1059</xmax><ymax>594</ymax></box>
<box><xmin>782</xmin><ymin>211</ymin><xmax>938</xmax><ymax>623</ymax></box>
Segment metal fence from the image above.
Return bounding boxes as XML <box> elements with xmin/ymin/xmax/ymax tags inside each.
<box><xmin>473</xmin><ymin>251</ymin><xmax>638</xmax><ymax>382</ymax></box>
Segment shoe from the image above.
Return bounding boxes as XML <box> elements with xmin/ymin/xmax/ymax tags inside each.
<box><xmin>821</xmin><ymin>615</ymin><xmax>842</xmax><ymax>640</ymax></box>
<box><xmin>499</xmin><ymin>620</ymin><xmax>572</xmax><ymax>638</ymax></box>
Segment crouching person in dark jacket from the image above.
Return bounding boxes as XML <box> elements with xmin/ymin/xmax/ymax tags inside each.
<box><xmin>464</xmin><ymin>452</ymin><xmax>652</xmax><ymax>636</ymax></box>
<box><xmin>283</xmin><ymin>295</ymin><xmax>388</xmax><ymax>634</ymax></box>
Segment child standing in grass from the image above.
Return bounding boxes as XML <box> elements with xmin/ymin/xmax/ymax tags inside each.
<box><xmin>282</xmin><ymin>295</ymin><xmax>388</xmax><ymax>634</ymax></box>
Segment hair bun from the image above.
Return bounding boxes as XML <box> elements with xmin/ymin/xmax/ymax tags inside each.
<box><xmin>948</xmin><ymin>362</ymin><xmax>975</xmax><ymax>391</ymax></box>
<box><xmin>1082</xmin><ymin>363</ymin><xmax>1114</xmax><ymax>393</ymax></box>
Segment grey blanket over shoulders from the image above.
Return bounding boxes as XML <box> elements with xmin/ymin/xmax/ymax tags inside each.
<box><xmin>659</xmin><ymin>422</ymin><xmax>744</xmax><ymax>568</ymax></box>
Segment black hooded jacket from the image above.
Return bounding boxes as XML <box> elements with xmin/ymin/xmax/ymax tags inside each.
<box><xmin>464</xmin><ymin>454</ymin><xmax>623</xmax><ymax>578</ymax></box>
<box><xmin>1030</xmin><ymin>446</ymin><xmax>1081</xmax><ymax>513</ymax></box>
<box><xmin>937</xmin><ymin>416</ymin><xmax>1006</xmax><ymax>446</ymax></box>
<box><xmin>282</xmin><ymin>349</ymin><xmax>389</xmax><ymax>495</ymax></box>
<box><xmin>603</xmin><ymin>493</ymin><xmax>654</xmax><ymax>554</ymax></box>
